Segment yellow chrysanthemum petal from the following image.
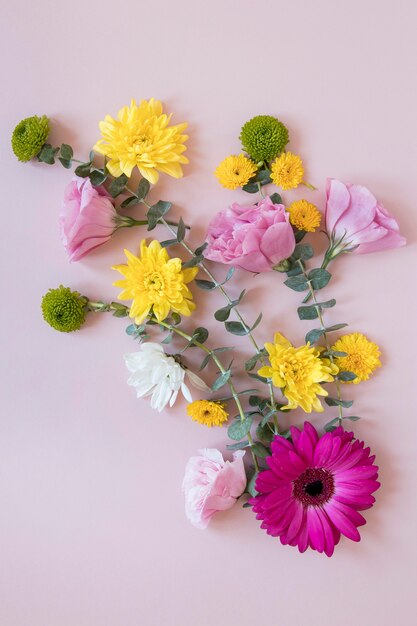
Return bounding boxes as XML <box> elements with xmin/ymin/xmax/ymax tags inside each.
<box><xmin>94</xmin><ymin>99</ymin><xmax>189</xmax><ymax>183</ymax></box>
<box><xmin>258</xmin><ymin>333</ymin><xmax>338</xmax><ymax>413</ymax></box>
<box><xmin>187</xmin><ymin>400</ymin><xmax>229</xmax><ymax>428</ymax></box>
<box><xmin>332</xmin><ymin>333</ymin><xmax>381</xmax><ymax>384</ymax></box>
<box><xmin>287</xmin><ymin>200</ymin><xmax>322</xmax><ymax>232</ymax></box>
<box><xmin>270</xmin><ymin>152</ymin><xmax>304</xmax><ymax>190</ymax></box>
<box><xmin>112</xmin><ymin>240</ymin><xmax>198</xmax><ymax>324</ymax></box>
<box><xmin>215</xmin><ymin>154</ymin><xmax>258</xmax><ymax>190</ymax></box>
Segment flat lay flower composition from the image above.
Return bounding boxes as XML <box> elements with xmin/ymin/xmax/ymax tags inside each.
<box><xmin>13</xmin><ymin>100</ymin><xmax>406</xmax><ymax>557</ymax></box>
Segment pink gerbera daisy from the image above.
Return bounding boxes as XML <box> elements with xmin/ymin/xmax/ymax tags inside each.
<box><xmin>250</xmin><ymin>422</ymin><xmax>380</xmax><ymax>556</ymax></box>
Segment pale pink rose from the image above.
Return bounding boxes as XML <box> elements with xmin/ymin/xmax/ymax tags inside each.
<box><xmin>59</xmin><ymin>177</ymin><xmax>117</xmax><ymax>261</ymax></box>
<box><xmin>204</xmin><ymin>196</ymin><xmax>296</xmax><ymax>272</ymax></box>
<box><xmin>325</xmin><ymin>178</ymin><xmax>406</xmax><ymax>254</ymax></box>
<box><xmin>182</xmin><ymin>448</ymin><xmax>247</xmax><ymax>529</ymax></box>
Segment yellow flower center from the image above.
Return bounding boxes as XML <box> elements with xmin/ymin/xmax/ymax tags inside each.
<box><xmin>144</xmin><ymin>271</ymin><xmax>165</xmax><ymax>294</ymax></box>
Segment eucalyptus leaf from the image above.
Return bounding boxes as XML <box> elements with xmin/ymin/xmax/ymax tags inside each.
<box><xmin>284</xmin><ymin>276</ymin><xmax>308</xmax><ymax>292</ymax></box>
<box><xmin>74</xmin><ymin>162</ymin><xmax>92</xmax><ymax>177</ymax></box>
<box><xmin>343</xmin><ymin>415</ymin><xmax>361</xmax><ymax>421</ymax></box>
<box><xmin>246</xmin><ymin>471</ymin><xmax>258</xmax><ymax>497</ymax></box>
<box><xmin>214</xmin><ymin>306</ymin><xmax>231</xmax><ymax>322</ymax></box>
<box><xmin>58</xmin><ymin>157</ymin><xmax>72</xmax><ymax>169</ymax></box>
<box><xmin>297</xmin><ymin>304</ymin><xmax>319</xmax><ymax>320</ymax></box>
<box><xmin>120</xmin><ymin>196</ymin><xmax>140</xmax><ymax>209</ymax></box>
<box><xmin>292</xmin><ymin>244</ymin><xmax>314</xmax><ymax>261</ymax></box>
<box><xmin>194</xmin><ymin>242</ymin><xmax>208</xmax><ymax>256</ymax></box>
<box><xmin>225</xmin><ymin>321</ymin><xmax>249</xmax><ymax>336</ymax></box>
<box><xmin>195</xmin><ymin>279</ymin><xmax>217</xmax><ymax>290</ymax></box>
<box><xmin>60</xmin><ymin>144</ymin><xmax>73</xmax><ymax>160</ymax></box>
<box><xmin>227</xmin><ymin>416</ymin><xmax>253</xmax><ymax>441</ymax></box>
<box><xmin>147</xmin><ymin>200</ymin><xmax>172</xmax><ymax>230</ymax></box>
<box><xmin>251</xmin><ymin>312</ymin><xmax>263</xmax><ymax>331</ymax></box>
<box><xmin>324</xmin><ymin>397</ymin><xmax>353</xmax><ymax>408</ymax></box>
<box><xmin>324</xmin><ymin>418</ymin><xmax>340</xmax><ymax>432</ymax></box>
<box><xmin>338</xmin><ymin>371</ymin><xmax>357</xmax><ymax>382</ymax></box>
<box><xmin>136</xmin><ymin>178</ymin><xmax>150</xmax><ymax>200</ymax></box>
<box><xmin>308</xmin><ymin>268</ymin><xmax>331</xmax><ymax>290</ymax></box>
<box><xmin>176</xmin><ymin>217</ymin><xmax>186</xmax><ymax>242</ymax></box>
<box><xmin>227</xmin><ymin>440</ymin><xmax>250</xmax><ymax>451</ymax></box>
<box><xmin>305</xmin><ymin>328</ymin><xmax>324</xmax><ymax>344</ymax></box>
<box><xmin>89</xmin><ymin>169</ymin><xmax>107</xmax><ymax>186</ymax></box>
<box><xmin>108</xmin><ymin>174</ymin><xmax>128</xmax><ymax>198</ymax></box>
<box><xmin>160</xmin><ymin>239</ymin><xmax>178</xmax><ymax>248</ymax></box>
<box><xmin>269</xmin><ymin>192</ymin><xmax>282</xmax><ymax>204</ymax></box>
<box><xmin>325</xmin><ymin>323</ymin><xmax>348</xmax><ymax>332</ymax></box>
<box><xmin>211</xmin><ymin>370</ymin><xmax>231</xmax><ymax>391</ymax></box>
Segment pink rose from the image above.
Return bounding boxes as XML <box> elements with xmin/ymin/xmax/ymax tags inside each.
<box><xmin>182</xmin><ymin>448</ymin><xmax>247</xmax><ymax>529</ymax></box>
<box><xmin>325</xmin><ymin>178</ymin><xmax>406</xmax><ymax>254</ymax></box>
<box><xmin>204</xmin><ymin>196</ymin><xmax>296</xmax><ymax>272</ymax></box>
<box><xmin>59</xmin><ymin>177</ymin><xmax>118</xmax><ymax>261</ymax></box>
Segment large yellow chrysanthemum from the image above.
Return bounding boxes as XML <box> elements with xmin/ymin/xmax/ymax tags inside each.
<box><xmin>258</xmin><ymin>333</ymin><xmax>339</xmax><ymax>413</ymax></box>
<box><xmin>332</xmin><ymin>333</ymin><xmax>381</xmax><ymax>384</ymax></box>
<box><xmin>112</xmin><ymin>240</ymin><xmax>198</xmax><ymax>324</ymax></box>
<box><xmin>93</xmin><ymin>99</ymin><xmax>189</xmax><ymax>184</ymax></box>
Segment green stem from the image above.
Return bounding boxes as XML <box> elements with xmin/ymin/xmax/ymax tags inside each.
<box><xmin>297</xmin><ymin>259</ymin><xmax>344</xmax><ymax>425</ymax></box>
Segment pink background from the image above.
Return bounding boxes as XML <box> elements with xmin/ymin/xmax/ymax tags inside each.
<box><xmin>1</xmin><ymin>1</ymin><xmax>417</xmax><ymax>625</ymax></box>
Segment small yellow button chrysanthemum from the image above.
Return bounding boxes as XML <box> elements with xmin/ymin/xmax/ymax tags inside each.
<box><xmin>93</xmin><ymin>98</ymin><xmax>189</xmax><ymax>184</ymax></box>
<box><xmin>215</xmin><ymin>154</ymin><xmax>258</xmax><ymax>190</ymax></box>
<box><xmin>187</xmin><ymin>400</ymin><xmax>229</xmax><ymax>427</ymax></box>
<box><xmin>270</xmin><ymin>152</ymin><xmax>304</xmax><ymax>190</ymax></box>
<box><xmin>287</xmin><ymin>199</ymin><xmax>322</xmax><ymax>232</ymax></box>
<box><xmin>332</xmin><ymin>333</ymin><xmax>381</xmax><ymax>384</ymax></box>
<box><xmin>258</xmin><ymin>332</ymin><xmax>339</xmax><ymax>413</ymax></box>
<box><xmin>112</xmin><ymin>240</ymin><xmax>198</xmax><ymax>324</ymax></box>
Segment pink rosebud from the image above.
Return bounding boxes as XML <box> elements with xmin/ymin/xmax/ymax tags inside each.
<box><xmin>325</xmin><ymin>178</ymin><xmax>406</xmax><ymax>254</ymax></box>
<box><xmin>204</xmin><ymin>196</ymin><xmax>296</xmax><ymax>272</ymax></box>
<box><xmin>182</xmin><ymin>448</ymin><xmax>247</xmax><ymax>529</ymax></box>
<box><xmin>59</xmin><ymin>177</ymin><xmax>118</xmax><ymax>261</ymax></box>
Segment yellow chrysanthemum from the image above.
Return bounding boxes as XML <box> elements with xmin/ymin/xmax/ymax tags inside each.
<box><xmin>215</xmin><ymin>154</ymin><xmax>258</xmax><ymax>190</ymax></box>
<box><xmin>258</xmin><ymin>333</ymin><xmax>339</xmax><ymax>413</ymax></box>
<box><xmin>270</xmin><ymin>152</ymin><xmax>304</xmax><ymax>190</ymax></box>
<box><xmin>332</xmin><ymin>333</ymin><xmax>381</xmax><ymax>384</ymax></box>
<box><xmin>287</xmin><ymin>199</ymin><xmax>322</xmax><ymax>232</ymax></box>
<box><xmin>93</xmin><ymin>98</ymin><xmax>189</xmax><ymax>184</ymax></box>
<box><xmin>112</xmin><ymin>240</ymin><xmax>198</xmax><ymax>324</ymax></box>
<box><xmin>187</xmin><ymin>400</ymin><xmax>229</xmax><ymax>427</ymax></box>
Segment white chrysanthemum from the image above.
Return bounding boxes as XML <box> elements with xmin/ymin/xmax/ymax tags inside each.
<box><xmin>124</xmin><ymin>343</ymin><xmax>208</xmax><ymax>412</ymax></box>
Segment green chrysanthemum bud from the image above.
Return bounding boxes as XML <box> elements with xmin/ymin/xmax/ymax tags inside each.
<box><xmin>41</xmin><ymin>286</ymin><xmax>87</xmax><ymax>333</ymax></box>
<box><xmin>240</xmin><ymin>115</ymin><xmax>289</xmax><ymax>162</ymax></box>
<box><xmin>11</xmin><ymin>115</ymin><xmax>50</xmax><ymax>162</ymax></box>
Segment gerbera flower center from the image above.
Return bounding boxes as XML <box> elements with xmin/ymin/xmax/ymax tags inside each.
<box><xmin>293</xmin><ymin>468</ymin><xmax>335</xmax><ymax>507</ymax></box>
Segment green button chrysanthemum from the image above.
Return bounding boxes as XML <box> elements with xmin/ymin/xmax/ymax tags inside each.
<box><xmin>240</xmin><ymin>115</ymin><xmax>289</xmax><ymax>162</ymax></box>
<box><xmin>11</xmin><ymin>115</ymin><xmax>50</xmax><ymax>162</ymax></box>
<box><xmin>41</xmin><ymin>286</ymin><xmax>87</xmax><ymax>333</ymax></box>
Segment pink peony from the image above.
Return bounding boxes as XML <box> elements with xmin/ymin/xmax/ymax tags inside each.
<box><xmin>251</xmin><ymin>422</ymin><xmax>380</xmax><ymax>556</ymax></box>
<box><xmin>59</xmin><ymin>177</ymin><xmax>118</xmax><ymax>261</ymax></box>
<box><xmin>325</xmin><ymin>178</ymin><xmax>406</xmax><ymax>254</ymax></box>
<box><xmin>204</xmin><ymin>196</ymin><xmax>296</xmax><ymax>272</ymax></box>
<box><xmin>182</xmin><ymin>448</ymin><xmax>247</xmax><ymax>529</ymax></box>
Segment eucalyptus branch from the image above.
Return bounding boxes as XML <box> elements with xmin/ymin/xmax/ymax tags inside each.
<box><xmin>295</xmin><ymin>259</ymin><xmax>350</xmax><ymax>426</ymax></box>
